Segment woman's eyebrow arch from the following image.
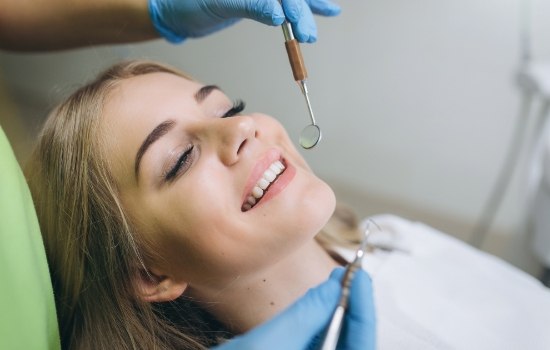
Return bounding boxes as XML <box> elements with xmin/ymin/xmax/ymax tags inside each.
<box><xmin>195</xmin><ymin>84</ymin><xmax>221</xmax><ymax>103</ymax></box>
<box><xmin>135</xmin><ymin>119</ymin><xmax>176</xmax><ymax>179</ymax></box>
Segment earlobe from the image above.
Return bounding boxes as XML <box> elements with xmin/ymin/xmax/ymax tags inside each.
<box><xmin>136</xmin><ymin>269</ymin><xmax>188</xmax><ymax>303</ymax></box>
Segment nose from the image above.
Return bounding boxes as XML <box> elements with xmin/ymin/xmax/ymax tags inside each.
<box><xmin>211</xmin><ymin>115</ymin><xmax>257</xmax><ymax>166</ymax></box>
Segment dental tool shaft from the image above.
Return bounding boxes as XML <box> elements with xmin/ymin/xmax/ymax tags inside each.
<box><xmin>320</xmin><ymin>253</ymin><xmax>363</xmax><ymax>350</ymax></box>
<box><xmin>320</xmin><ymin>223</ymin><xmax>373</xmax><ymax>350</ymax></box>
<box><xmin>300</xmin><ymin>81</ymin><xmax>316</xmax><ymax>125</ymax></box>
<box><xmin>281</xmin><ymin>21</ymin><xmax>317</xmax><ymax>126</ymax></box>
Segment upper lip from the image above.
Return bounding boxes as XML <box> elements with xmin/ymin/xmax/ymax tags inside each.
<box><xmin>241</xmin><ymin>148</ymin><xmax>283</xmax><ymax>208</ymax></box>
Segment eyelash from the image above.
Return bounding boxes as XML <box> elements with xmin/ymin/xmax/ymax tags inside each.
<box><xmin>164</xmin><ymin>100</ymin><xmax>246</xmax><ymax>182</ymax></box>
<box><xmin>165</xmin><ymin>144</ymin><xmax>194</xmax><ymax>181</ymax></box>
<box><xmin>222</xmin><ymin>99</ymin><xmax>246</xmax><ymax>118</ymax></box>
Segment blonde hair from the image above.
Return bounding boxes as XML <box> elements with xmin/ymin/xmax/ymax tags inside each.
<box><xmin>26</xmin><ymin>60</ymin><xmax>228</xmax><ymax>350</ymax></box>
<box><xmin>25</xmin><ymin>60</ymin><xmax>362</xmax><ymax>349</ymax></box>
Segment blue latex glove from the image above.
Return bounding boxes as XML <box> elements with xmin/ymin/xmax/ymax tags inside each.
<box><xmin>213</xmin><ymin>267</ymin><xmax>376</xmax><ymax>350</ymax></box>
<box><xmin>148</xmin><ymin>0</ymin><xmax>341</xmax><ymax>44</ymax></box>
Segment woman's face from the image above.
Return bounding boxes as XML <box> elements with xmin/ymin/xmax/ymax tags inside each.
<box><xmin>101</xmin><ymin>72</ymin><xmax>335</xmax><ymax>290</ymax></box>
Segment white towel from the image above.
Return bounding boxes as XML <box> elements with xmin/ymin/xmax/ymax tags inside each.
<box><xmin>333</xmin><ymin>215</ymin><xmax>550</xmax><ymax>350</ymax></box>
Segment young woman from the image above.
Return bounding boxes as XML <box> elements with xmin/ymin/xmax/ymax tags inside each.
<box><xmin>25</xmin><ymin>60</ymin><xmax>369</xmax><ymax>349</ymax></box>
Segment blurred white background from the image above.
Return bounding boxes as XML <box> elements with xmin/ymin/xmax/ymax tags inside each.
<box><xmin>2</xmin><ymin>0</ymin><xmax>550</xmax><ymax>276</ymax></box>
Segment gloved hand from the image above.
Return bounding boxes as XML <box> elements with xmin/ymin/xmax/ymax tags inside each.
<box><xmin>148</xmin><ymin>0</ymin><xmax>341</xmax><ymax>44</ymax></box>
<box><xmin>212</xmin><ymin>267</ymin><xmax>376</xmax><ymax>350</ymax></box>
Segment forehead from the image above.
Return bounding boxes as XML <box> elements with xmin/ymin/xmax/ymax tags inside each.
<box><xmin>99</xmin><ymin>72</ymin><xmax>203</xmax><ymax>182</ymax></box>
<box><xmin>108</xmin><ymin>72</ymin><xmax>201</xmax><ymax>109</ymax></box>
<box><xmin>102</xmin><ymin>72</ymin><xmax>202</xmax><ymax>130</ymax></box>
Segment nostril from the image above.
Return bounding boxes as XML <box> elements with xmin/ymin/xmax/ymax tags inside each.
<box><xmin>237</xmin><ymin>139</ymin><xmax>247</xmax><ymax>154</ymax></box>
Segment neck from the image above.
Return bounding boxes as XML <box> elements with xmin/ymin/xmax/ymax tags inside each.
<box><xmin>192</xmin><ymin>240</ymin><xmax>339</xmax><ymax>333</ymax></box>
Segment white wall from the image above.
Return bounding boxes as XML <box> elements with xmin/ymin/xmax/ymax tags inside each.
<box><xmin>2</xmin><ymin>0</ymin><xmax>550</xmax><ymax>273</ymax></box>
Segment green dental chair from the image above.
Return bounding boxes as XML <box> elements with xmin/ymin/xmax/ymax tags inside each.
<box><xmin>0</xmin><ymin>126</ymin><xmax>61</xmax><ymax>349</ymax></box>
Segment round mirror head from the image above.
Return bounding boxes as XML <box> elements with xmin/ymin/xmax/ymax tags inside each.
<box><xmin>299</xmin><ymin>124</ymin><xmax>322</xmax><ymax>149</ymax></box>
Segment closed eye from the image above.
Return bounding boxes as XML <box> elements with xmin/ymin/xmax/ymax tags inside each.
<box><xmin>164</xmin><ymin>145</ymin><xmax>195</xmax><ymax>182</ymax></box>
<box><xmin>222</xmin><ymin>99</ymin><xmax>246</xmax><ymax>118</ymax></box>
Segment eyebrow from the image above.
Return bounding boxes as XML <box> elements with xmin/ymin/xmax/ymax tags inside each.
<box><xmin>134</xmin><ymin>85</ymin><xmax>221</xmax><ymax>180</ymax></box>
<box><xmin>194</xmin><ymin>84</ymin><xmax>220</xmax><ymax>103</ymax></box>
<box><xmin>134</xmin><ymin>120</ymin><xmax>176</xmax><ymax>179</ymax></box>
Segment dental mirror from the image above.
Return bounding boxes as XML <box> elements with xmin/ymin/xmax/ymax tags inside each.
<box><xmin>299</xmin><ymin>124</ymin><xmax>322</xmax><ymax>149</ymax></box>
<box><xmin>298</xmin><ymin>86</ymin><xmax>322</xmax><ymax>149</ymax></box>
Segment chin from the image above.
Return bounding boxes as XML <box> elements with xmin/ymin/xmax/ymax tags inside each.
<box><xmin>300</xmin><ymin>179</ymin><xmax>337</xmax><ymax>239</ymax></box>
<box><xmin>318</xmin><ymin>182</ymin><xmax>337</xmax><ymax>227</ymax></box>
<box><xmin>247</xmin><ymin>179</ymin><xmax>336</xmax><ymax>270</ymax></box>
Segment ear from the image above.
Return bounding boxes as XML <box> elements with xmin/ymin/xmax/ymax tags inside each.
<box><xmin>135</xmin><ymin>268</ymin><xmax>188</xmax><ymax>303</ymax></box>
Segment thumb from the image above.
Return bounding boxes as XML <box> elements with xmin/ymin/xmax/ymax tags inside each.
<box><xmin>340</xmin><ymin>269</ymin><xmax>376</xmax><ymax>350</ymax></box>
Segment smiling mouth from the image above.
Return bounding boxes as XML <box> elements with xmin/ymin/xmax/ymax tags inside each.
<box><xmin>241</xmin><ymin>160</ymin><xmax>286</xmax><ymax>212</ymax></box>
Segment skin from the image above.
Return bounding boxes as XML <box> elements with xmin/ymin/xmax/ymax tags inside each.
<box><xmin>100</xmin><ymin>72</ymin><xmax>338</xmax><ymax>332</ymax></box>
<box><xmin>0</xmin><ymin>0</ymin><xmax>156</xmax><ymax>51</ymax></box>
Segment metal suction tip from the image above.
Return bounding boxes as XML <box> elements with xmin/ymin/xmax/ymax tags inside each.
<box><xmin>299</xmin><ymin>124</ymin><xmax>322</xmax><ymax>149</ymax></box>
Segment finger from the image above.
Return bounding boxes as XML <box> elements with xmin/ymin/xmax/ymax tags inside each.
<box><xmin>341</xmin><ymin>269</ymin><xmax>377</xmax><ymax>350</ymax></box>
<box><xmin>281</xmin><ymin>0</ymin><xmax>304</xmax><ymax>23</ymax></box>
<box><xmin>281</xmin><ymin>0</ymin><xmax>315</xmax><ymax>42</ymax></box>
<box><xmin>306</xmin><ymin>0</ymin><xmax>341</xmax><ymax>16</ymax></box>
<box><xmin>213</xmin><ymin>0</ymin><xmax>286</xmax><ymax>26</ymax></box>
<box><xmin>296</xmin><ymin>4</ymin><xmax>317</xmax><ymax>43</ymax></box>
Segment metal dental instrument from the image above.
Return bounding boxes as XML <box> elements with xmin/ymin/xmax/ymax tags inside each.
<box><xmin>280</xmin><ymin>19</ymin><xmax>321</xmax><ymax>149</ymax></box>
<box><xmin>319</xmin><ymin>221</ymin><xmax>375</xmax><ymax>350</ymax></box>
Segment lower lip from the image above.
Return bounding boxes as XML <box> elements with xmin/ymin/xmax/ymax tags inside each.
<box><xmin>248</xmin><ymin>162</ymin><xmax>296</xmax><ymax>211</ymax></box>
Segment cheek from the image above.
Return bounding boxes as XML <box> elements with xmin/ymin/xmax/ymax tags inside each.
<box><xmin>145</xmin><ymin>176</ymin><xmax>254</xmax><ymax>278</ymax></box>
<box><xmin>276</xmin><ymin>177</ymin><xmax>336</xmax><ymax>239</ymax></box>
<box><xmin>241</xmin><ymin>174</ymin><xmax>336</xmax><ymax>266</ymax></box>
<box><xmin>256</xmin><ymin>114</ymin><xmax>293</xmax><ymax>144</ymax></box>
<box><xmin>260</xmin><ymin>116</ymin><xmax>312</xmax><ymax>171</ymax></box>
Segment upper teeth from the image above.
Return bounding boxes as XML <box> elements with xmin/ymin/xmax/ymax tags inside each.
<box><xmin>243</xmin><ymin>160</ymin><xmax>285</xmax><ymax>211</ymax></box>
